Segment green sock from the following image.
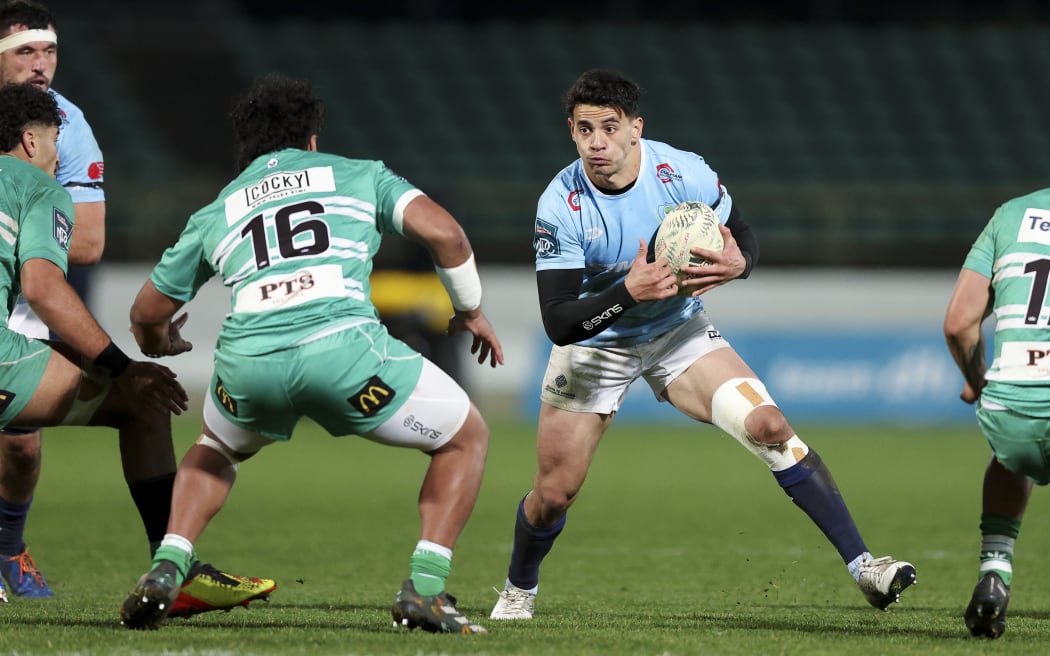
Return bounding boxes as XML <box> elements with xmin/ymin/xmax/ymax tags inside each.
<box><xmin>409</xmin><ymin>547</ymin><xmax>451</xmax><ymax>596</ymax></box>
<box><xmin>979</xmin><ymin>512</ymin><xmax>1021</xmax><ymax>587</ymax></box>
<box><xmin>152</xmin><ymin>545</ymin><xmax>195</xmax><ymax>587</ymax></box>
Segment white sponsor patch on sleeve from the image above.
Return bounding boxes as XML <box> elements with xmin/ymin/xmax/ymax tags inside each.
<box><xmin>1016</xmin><ymin>208</ymin><xmax>1050</xmax><ymax>246</ymax></box>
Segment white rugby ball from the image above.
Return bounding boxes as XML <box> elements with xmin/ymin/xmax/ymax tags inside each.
<box><xmin>653</xmin><ymin>201</ymin><xmax>724</xmax><ymax>294</ymax></box>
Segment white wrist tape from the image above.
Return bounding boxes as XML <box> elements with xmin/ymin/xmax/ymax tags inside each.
<box><xmin>435</xmin><ymin>253</ymin><xmax>482</xmax><ymax>312</ymax></box>
<box><xmin>0</xmin><ymin>29</ymin><xmax>57</xmax><ymax>52</ymax></box>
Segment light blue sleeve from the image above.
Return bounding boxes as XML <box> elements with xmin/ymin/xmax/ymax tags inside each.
<box><xmin>55</xmin><ymin>107</ymin><xmax>105</xmax><ymax>204</ymax></box>
<box><xmin>534</xmin><ymin>178</ymin><xmax>584</xmax><ymax>271</ymax></box>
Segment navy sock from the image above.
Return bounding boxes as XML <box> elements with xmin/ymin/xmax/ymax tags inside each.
<box><xmin>127</xmin><ymin>473</ymin><xmax>174</xmax><ymax>557</ymax></box>
<box><xmin>506</xmin><ymin>496</ymin><xmax>565</xmax><ymax>590</ymax></box>
<box><xmin>773</xmin><ymin>450</ymin><xmax>867</xmax><ymax>564</ymax></box>
<box><xmin>0</xmin><ymin>496</ymin><xmax>30</xmax><ymax>555</ymax></box>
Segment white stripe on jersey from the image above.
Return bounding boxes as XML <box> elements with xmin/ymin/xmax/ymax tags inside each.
<box><xmin>0</xmin><ymin>211</ymin><xmax>16</xmax><ymax>246</ymax></box>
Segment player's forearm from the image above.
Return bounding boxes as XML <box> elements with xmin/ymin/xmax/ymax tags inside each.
<box><xmin>25</xmin><ymin>280</ymin><xmax>112</xmax><ymax>359</ymax></box>
<box><xmin>725</xmin><ymin>205</ymin><xmax>758</xmax><ymax>279</ymax></box>
<box><xmin>946</xmin><ymin>333</ymin><xmax>986</xmax><ymax>392</ymax></box>
<box><xmin>539</xmin><ymin>271</ymin><xmax>638</xmax><ymax>345</ymax></box>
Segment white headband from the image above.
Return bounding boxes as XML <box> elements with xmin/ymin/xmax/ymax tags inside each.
<box><xmin>0</xmin><ymin>29</ymin><xmax>57</xmax><ymax>53</ymax></box>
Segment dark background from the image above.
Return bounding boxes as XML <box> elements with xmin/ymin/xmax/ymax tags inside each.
<box><xmin>39</xmin><ymin>1</ymin><xmax>1050</xmax><ymax>268</ymax></box>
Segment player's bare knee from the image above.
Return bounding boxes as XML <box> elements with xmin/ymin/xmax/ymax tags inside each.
<box><xmin>0</xmin><ymin>432</ymin><xmax>41</xmax><ymax>462</ymax></box>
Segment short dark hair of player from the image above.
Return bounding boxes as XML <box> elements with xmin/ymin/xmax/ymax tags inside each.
<box><xmin>0</xmin><ymin>82</ymin><xmax>59</xmax><ymax>151</ymax></box>
<box><xmin>562</xmin><ymin>69</ymin><xmax>642</xmax><ymax>118</ymax></box>
<box><xmin>230</xmin><ymin>73</ymin><xmax>326</xmax><ymax>172</ymax></box>
<box><xmin>0</xmin><ymin>0</ymin><xmax>55</xmax><ymax>32</ymax></box>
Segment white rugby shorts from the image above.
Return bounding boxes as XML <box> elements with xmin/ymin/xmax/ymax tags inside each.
<box><xmin>540</xmin><ymin>311</ymin><xmax>730</xmax><ymax>414</ymax></box>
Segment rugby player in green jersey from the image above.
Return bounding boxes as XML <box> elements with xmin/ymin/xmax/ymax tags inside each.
<box><xmin>119</xmin><ymin>74</ymin><xmax>504</xmax><ymax>634</ymax></box>
<box><xmin>945</xmin><ymin>190</ymin><xmax>1050</xmax><ymax>638</ymax></box>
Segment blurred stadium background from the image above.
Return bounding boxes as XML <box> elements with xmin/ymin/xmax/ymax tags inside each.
<box><xmin>45</xmin><ymin>0</ymin><xmax>1050</xmax><ymax>423</ymax></box>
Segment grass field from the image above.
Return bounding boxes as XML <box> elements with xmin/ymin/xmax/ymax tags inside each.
<box><xmin>0</xmin><ymin>416</ymin><xmax>1046</xmax><ymax>655</ymax></box>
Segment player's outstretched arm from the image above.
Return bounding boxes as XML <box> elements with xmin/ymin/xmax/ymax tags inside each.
<box><xmin>129</xmin><ymin>280</ymin><xmax>193</xmax><ymax>358</ymax></box>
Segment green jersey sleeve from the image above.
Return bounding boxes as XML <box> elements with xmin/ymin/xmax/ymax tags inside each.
<box><xmin>150</xmin><ymin>214</ymin><xmax>216</xmax><ymax>302</ymax></box>
<box><xmin>372</xmin><ymin>161</ymin><xmax>419</xmax><ymax>235</ymax></box>
<box><xmin>17</xmin><ymin>180</ymin><xmax>73</xmax><ymax>274</ymax></box>
<box><xmin>962</xmin><ymin>211</ymin><xmax>997</xmax><ymax>278</ymax></box>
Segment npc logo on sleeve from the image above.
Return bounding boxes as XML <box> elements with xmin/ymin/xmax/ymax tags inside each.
<box><xmin>534</xmin><ymin>219</ymin><xmax>561</xmax><ymax>258</ymax></box>
<box><xmin>52</xmin><ymin>207</ymin><xmax>72</xmax><ymax>251</ymax></box>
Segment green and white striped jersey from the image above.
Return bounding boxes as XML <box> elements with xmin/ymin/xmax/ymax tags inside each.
<box><xmin>0</xmin><ymin>157</ymin><xmax>72</xmax><ymax>321</ymax></box>
<box><xmin>964</xmin><ymin>187</ymin><xmax>1050</xmax><ymax>416</ymax></box>
<box><xmin>150</xmin><ymin>148</ymin><xmax>420</xmax><ymax>356</ymax></box>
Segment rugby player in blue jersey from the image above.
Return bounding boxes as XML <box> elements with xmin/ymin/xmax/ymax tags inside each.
<box><xmin>490</xmin><ymin>69</ymin><xmax>916</xmax><ymax>620</ymax></box>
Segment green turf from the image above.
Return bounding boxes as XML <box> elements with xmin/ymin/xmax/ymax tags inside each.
<box><xmin>0</xmin><ymin>417</ymin><xmax>1046</xmax><ymax>655</ymax></box>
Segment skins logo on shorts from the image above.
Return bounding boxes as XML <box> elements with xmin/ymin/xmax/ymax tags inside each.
<box><xmin>214</xmin><ymin>377</ymin><xmax>238</xmax><ymax>416</ymax></box>
<box><xmin>0</xmin><ymin>389</ymin><xmax>15</xmax><ymax>415</ymax></box>
<box><xmin>53</xmin><ymin>208</ymin><xmax>72</xmax><ymax>252</ymax></box>
<box><xmin>349</xmin><ymin>375</ymin><xmax>396</xmax><ymax>417</ymax></box>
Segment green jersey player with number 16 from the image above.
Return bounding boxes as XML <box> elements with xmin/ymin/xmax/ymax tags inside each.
<box><xmin>119</xmin><ymin>74</ymin><xmax>503</xmax><ymax>634</ymax></box>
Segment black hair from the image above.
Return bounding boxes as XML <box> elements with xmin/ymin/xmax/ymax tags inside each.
<box><xmin>563</xmin><ymin>69</ymin><xmax>642</xmax><ymax>118</ymax></box>
<box><xmin>0</xmin><ymin>0</ymin><xmax>55</xmax><ymax>32</ymax></box>
<box><xmin>0</xmin><ymin>82</ymin><xmax>59</xmax><ymax>151</ymax></box>
<box><xmin>229</xmin><ymin>73</ymin><xmax>325</xmax><ymax>171</ymax></box>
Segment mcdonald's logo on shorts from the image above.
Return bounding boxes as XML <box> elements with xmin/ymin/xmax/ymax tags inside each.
<box><xmin>214</xmin><ymin>377</ymin><xmax>238</xmax><ymax>416</ymax></box>
<box><xmin>0</xmin><ymin>389</ymin><xmax>15</xmax><ymax>415</ymax></box>
<box><xmin>349</xmin><ymin>376</ymin><xmax>396</xmax><ymax>417</ymax></box>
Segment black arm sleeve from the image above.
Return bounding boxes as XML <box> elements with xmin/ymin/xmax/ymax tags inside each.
<box><xmin>537</xmin><ymin>268</ymin><xmax>640</xmax><ymax>346</ymax></box>
<box><xmin>726</xmin><ymin>204</ymin><xmax>758</xmax><ymax>279</ymax></box>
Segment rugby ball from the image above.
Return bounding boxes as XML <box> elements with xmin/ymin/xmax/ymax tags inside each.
<box><xmin>653</xmin><ymin>201</ymin><xmax>724</xmax><ymax>294</ymax></box>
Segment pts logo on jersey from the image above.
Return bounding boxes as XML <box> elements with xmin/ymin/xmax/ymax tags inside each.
<box><xmin>1026</xmin><ymin>348</ymin><xmax>1050</xmax><ymax>367</ymax></box>
<box><xmin>582</xmin><ymin>304</ymin><xmax>623</xmax><ymax>330</ymax></box>
<box><xmin>259</xmin><ymin>271</ymin><xmax>315</xmax><ymax>301</ymax></box>
<box><xmin>403</xmin><ymin>414</ymin><xmax>442</xmax><ymax>440</ymax></box>
<box><xmin>349</xmin><ymin>376</ymin><xmax>396</xmax><ymax>417</ymax></box>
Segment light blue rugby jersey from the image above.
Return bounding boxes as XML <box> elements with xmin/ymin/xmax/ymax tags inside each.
<box><xmin>50</xmin><ymin>89</ymin><xmax>104</xmax><ymax>204</ymax></box>
<box><xmin>534</xmin><ymin>138</ymin><xmax>732</xmax><ymax>347</ymax></box>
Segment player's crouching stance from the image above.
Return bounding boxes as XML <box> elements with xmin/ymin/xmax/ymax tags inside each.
<box><xmin>0</xmin><ymin>83</ymin><xmax>273</xmax><ymax>619</ymax></box>
<box><xmin>119</xmin><ymin>74</ymin><xmax>501</xmax><ymax>633</ymax></box>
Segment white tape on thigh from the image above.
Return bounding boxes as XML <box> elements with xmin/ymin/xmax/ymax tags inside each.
<box><xmin>197</xmin><ymin>435</ymin><xmax>241</xmax><ymax>468</ymax></box>
<box><xmin>710</xmin><ymin>377</ymin><xmax>806</xmax><ymax>470</ymax></box>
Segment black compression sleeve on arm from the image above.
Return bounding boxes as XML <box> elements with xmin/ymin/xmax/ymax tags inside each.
<box><xmin>538</xmin><ymin>268</ymin><xmax>639</xmax><ymax>346</ymax></box>
<box><xmin>726</xmin><ymin>204</ymin><xmax>759</xmax><ymax>279</ymax></box>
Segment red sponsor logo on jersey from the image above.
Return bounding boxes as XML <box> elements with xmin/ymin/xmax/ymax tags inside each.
<box><xmin>656</xmin><ymin>162</ymin><xmax>682</xmax><ymax>183</ymax></box>
<box><xmin>88</xmin><ymin>161</ymin><xmax>104</xmax><ymax>180</ymax></box>
<box><xmin>567</xmin><ymin>189</ymin><xmax>582</xmax><ymax>211</ymax></box>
